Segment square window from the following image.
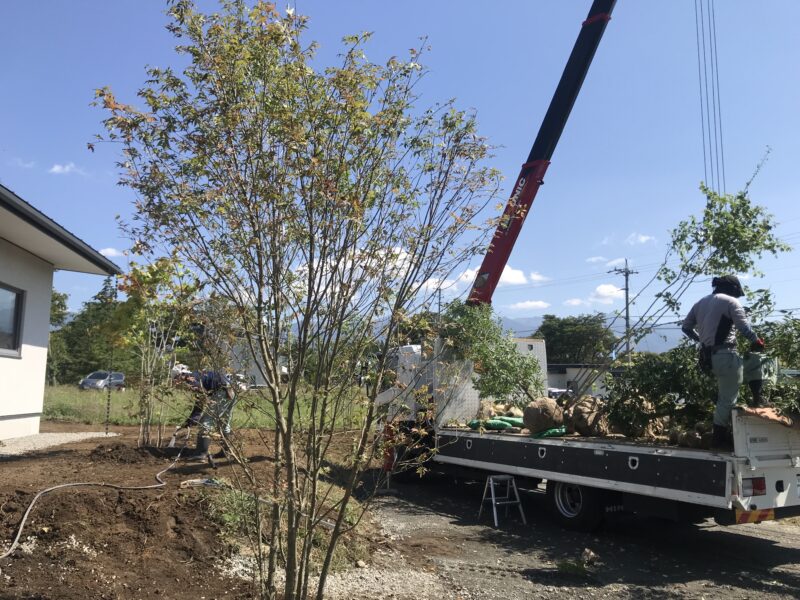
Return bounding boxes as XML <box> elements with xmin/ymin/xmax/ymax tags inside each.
<box><xmin>0</xmin><ymin>283</ymin><xmax>24</xmax><ymax>355</ymax></box>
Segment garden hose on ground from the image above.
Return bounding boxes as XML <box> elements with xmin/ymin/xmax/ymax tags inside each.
<box><xmin>0</xmin><ymin>431</ymin><xmax>193</xmax><ymax>561</ymax></box>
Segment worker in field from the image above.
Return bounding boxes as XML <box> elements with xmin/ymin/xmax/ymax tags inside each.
<box><xmin>681</xmin><ymin>275</ymin><xmax>764</xmax><ymax>450</ymax></box>
<box><xmin>174</xmin><ymin>368</ymin><xmax>238</xmax><ymax>462</ymax></box>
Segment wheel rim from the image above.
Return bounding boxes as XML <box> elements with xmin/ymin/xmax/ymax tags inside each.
<box><xmin>554</xmin><ymin>482</ymin><xmax>583</xmax><ymax>518</ymax></box>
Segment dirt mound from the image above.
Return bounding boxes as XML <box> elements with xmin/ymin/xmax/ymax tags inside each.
<box><xmin>1</xmin><ymin>473</ymin><xmax>250</xmax><ymax>599</ymax></box>
<box><xmin>89</xmin><ymin>442</ymin><xmax>152</xmax><ymax>464</ymax></box>
<box><xmin>0</xmin><ymin>432</ymin><xmax>252</xmax><ymax>599</ymax></box>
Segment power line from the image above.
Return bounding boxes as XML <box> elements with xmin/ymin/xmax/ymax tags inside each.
<box><xmin>693</xmin><ymin>0</ymin><xmax>708</xmax><ymax>186</ymax></box>
<box><xmin>710</xmin><ymin>0</ymin><xmax>727</xmax><ymax>193</ymax></box>
<box><xmin>694</xmin><ymin>0</ymin><xmax>726</xmax><ymax>194</ymax></box>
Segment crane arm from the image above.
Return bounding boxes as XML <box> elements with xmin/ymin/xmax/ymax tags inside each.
<box><xmin>468</xmin><ymin>0</ymin><xmax>617</xmax><ymax>305</ymax></box>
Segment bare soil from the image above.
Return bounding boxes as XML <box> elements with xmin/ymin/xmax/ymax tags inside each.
<box><xmin>0</xmin><ymin>423</ymin><xmax>254</xmax><ymax>600</ymax></box>
<box><xmin>3</xmin><ymin>422</ymin><xmax>800</xmax><ymax>599</ymax></box>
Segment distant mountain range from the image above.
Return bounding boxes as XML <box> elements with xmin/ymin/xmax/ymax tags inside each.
<box><xmin>500</xmin><ymin>314</ymin><xmax>684</xmax><ymax>354</ymax></box>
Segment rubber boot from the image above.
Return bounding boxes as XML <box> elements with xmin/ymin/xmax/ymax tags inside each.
<box><xmin>212</xmin><ymin>436</ymin><xmax>230</xmax><ymax>459</ymax></box>
<box><xmin>711</xmin><ymin>425</ymin><xmax>733</xmax><ymax>452</ymax></box>
<box><xmin>191</xmin><ymin>434</ymin><xmax>213</xmax><ymax>463</ymax></box>
<box><xmin>749</xmin><ymin>380</ymin><xmax>764</xmax><ymax>407</ymax></box>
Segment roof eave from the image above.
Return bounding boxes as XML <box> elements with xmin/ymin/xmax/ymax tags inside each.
<box><xmin>0</xmin><ymin>183</ymin><xmax>121</xmax><ymax>276</ymax></box>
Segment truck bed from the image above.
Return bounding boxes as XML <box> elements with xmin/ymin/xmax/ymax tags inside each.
<box><xmin>434</xmin><ymin>426</ymin><xmax>732</xmax><ymax>508</ymax></box>
<box><xmin>434</xmin><ymin>408</ymin><xmax>800</xmax><ymax>518</ymax></box>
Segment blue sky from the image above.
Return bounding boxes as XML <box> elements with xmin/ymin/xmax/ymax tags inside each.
<box><xmin>2</xmin><ymin>1</ymin><xmax>799</xmax><ymax>327</ymax></box>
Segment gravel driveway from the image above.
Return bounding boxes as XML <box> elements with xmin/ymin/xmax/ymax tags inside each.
<box><xmin>0</xmin><ymin>432</ymin><xmax>117</xmax><ymax>457</ymax></box>
<box><xmin>357</xmin><ymin>471</ymin><xmax>800</xmax><ymax>599</ymax></box>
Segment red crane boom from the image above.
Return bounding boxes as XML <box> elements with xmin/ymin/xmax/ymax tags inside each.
<box><xmin>468</xmin><ymin>0</ymin><xmax>617</xmax><ymax>304</ymax></box>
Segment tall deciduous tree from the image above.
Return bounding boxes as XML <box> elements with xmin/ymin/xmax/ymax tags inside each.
<box><xmin>97</xmin><ymin>2</ymin><xmax>499</xmax><ymax>598</ymax></box>
<box><xmin>534</xmin><ymin>313</ymin><xmax>616</xmax><ymax>364</ymax></box>
<box><xmin>46</xmin><ymin>290</ymin><xmax>69</xmax><ymax>385</ymax></box>
<box><xmin>47</xmin><ymin>279</ymin><xmax>136</xmax><ymax>385</ymax></box>
<box><xmin>759</xmin><ymin>316</ymin><xmax>800</xmax><ymax>369</ymax></box>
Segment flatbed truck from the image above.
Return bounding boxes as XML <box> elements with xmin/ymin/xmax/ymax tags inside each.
<box><xmin>378</xmin><ymin>345</ymin><xmax>800</xmax><ymax>530</ymax></box>
<box><xmin>434</xmin><ymin>410</ymin><xmax>800</xmax><ymax>530</ymax></box>
<box><xmin>377</xmin><ymin>0</ymin><xmax>800</xmax><ymax>530</ymax></box>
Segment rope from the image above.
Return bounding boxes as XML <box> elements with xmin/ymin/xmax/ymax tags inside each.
<box><xmin>698</xmin><ymin>0</ymin><xmax>715</xmax><ymax>191</ymax></box>
<box><xmin>707</xmin><ymin>1</ymin><xmax>722</xmax><ymax>192</ymax></box>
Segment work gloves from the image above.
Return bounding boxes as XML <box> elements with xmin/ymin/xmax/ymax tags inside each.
<box><xmin>751</xmin><ymin>338</ymin><xmax>766</xmax><ymax>352</ymax></box>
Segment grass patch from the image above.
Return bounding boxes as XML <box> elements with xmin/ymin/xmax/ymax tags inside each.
<box><xmin>43</xmin><ymin>384</ymin><xmax>368</xmax><ymax>430</ymax></box>
<box><xmin>44</xmin><ymin>386</ymin><xmax>143</xmax><ymax>425</ymax></box>
<box><xmin>44</xmin><ymin>385</ymin><xmax>199</xmax><ymax>426</ymax></box>
<box><xmin>206</xmin><ymin>482</ymin><xmax>372</xmax><ymax>576</ymax></box>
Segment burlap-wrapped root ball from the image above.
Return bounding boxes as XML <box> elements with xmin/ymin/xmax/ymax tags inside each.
<box><xmin>565</xmin><ymin>396</ymin><xmax>609</xmax><ymax>437</ymax></box>
<box><xmin>477</xmin><ymin>399</ymin><xmax>498</xmax><ymax>420</ymax></box>
<box><xmin>523</xmin><ymin>398</ymin><xmax>563</xmax><ymax>433</ymax></box>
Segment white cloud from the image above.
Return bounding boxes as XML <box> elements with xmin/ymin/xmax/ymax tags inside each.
<box><xmin>509</xmin><ymin>299</ymin><xmax>550</xmax><ymax>310</ymax></box>
<box><xmin>99</xmin><ymin>247</ymin><xmax>124</xmax><ymax>258</ymax></box>
<box><xmin>591</xmin><ymin>283</ymin><xmax>624</xmax><ymax>304</ymax></box>
<box><xmin>420</xmin><ymin>277</ymin><xmax>459</xmax><ymax>296</ymax></box>
<box><xmin>431</xmin><ymin>264</ymin><xmax>533</xmax><ymax>298</ymax></box>
<box><xmin>48</xmin><ymin>162</ymin><xmax>87</xmax><ymax>176</ymax></box>
<box><xmin>564</xmin><ymin>298</ymin><xmax>588</xmax><ymax>307</ymax></box>
<box><xmin>564</xmin><ymin>283</ymin><xmax>624</xmax><ymax>308</ymax></box>
<box><xmin>625</xmin><ymin>232</ymin><xmax>655</xmax><ymax>245</ymax></box>
<box><xmin>456</xmin><ymin>267</ymin><xmax>479</xmax><ymax>285</ymax></box>
<box><xmin>528</xmin><ymin>271</ymin><xmax>550</xmax><ymax>283</ymax></box>
<box><xmin>586</xmin><ymin>256</ymin><xmax>607</xmax><ymax>264</ymax></box>
<box><xmin>9</xmin><ymin>157</ymin><xmax>35</xmax><ymax>169</ymax></box>
<box><xmin>605</xmin><ymin>257</ymin><xmax>626</xmax><ymax>267</ymax></box>
<box><xmin>498</xmin><ymin>265</ymin><xmax>527</xmax><ymax>286</ymax></box>
<box><xmin>601</xmin><ymin>235</ymin><xmax>614</xmax><ymax>246</ymax></box>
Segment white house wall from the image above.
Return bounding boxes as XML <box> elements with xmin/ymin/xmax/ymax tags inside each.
<box><xmin>0</xmin><ymin>238</ymin><xmax>53</xmax><ymax>439</ymax></box>
<box><xmin>513</xmin><ymin>338</ymin><xmax>548</xmax><ymax>381</ymax></box>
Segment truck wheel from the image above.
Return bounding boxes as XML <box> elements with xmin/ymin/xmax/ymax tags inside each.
<box><xmin>546</xmin><ymin>480</ymin><xmax>605</xmax><ymax>532</ymax></box>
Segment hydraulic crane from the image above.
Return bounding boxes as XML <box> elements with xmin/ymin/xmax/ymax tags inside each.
<box><xmin>468</xmin><ymin>0</ymin><xmax>617</xmax><ymax>305</ymax></box>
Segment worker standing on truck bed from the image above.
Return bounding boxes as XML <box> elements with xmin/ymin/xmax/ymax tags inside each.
<box><xmin>681</xmin><ymin>275</ymin><xmax>764</xmax><ymax>450</ymax></box>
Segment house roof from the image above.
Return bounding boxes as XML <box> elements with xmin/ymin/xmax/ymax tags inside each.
<box><xmin>0</xmin><ymin>183</ymin><xmax>121</xmax><ymax>276</ymax></box>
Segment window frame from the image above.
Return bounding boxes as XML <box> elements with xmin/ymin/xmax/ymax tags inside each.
<box><xmin>0</xmin><ymin>281</ymin><xmax>25</xmax><ymax>359</ymax></box>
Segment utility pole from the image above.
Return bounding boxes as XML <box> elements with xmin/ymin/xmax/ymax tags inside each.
<box><xmin>608</xmin><ymin>259</ymin><xmax>637</xmax><ymax>363</ymax></box>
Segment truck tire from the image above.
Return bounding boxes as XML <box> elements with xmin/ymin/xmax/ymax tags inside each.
<box><xmin>546</xmin><ymin>480</ymin><xmax>605</xmax><ymax>532</ymax></box>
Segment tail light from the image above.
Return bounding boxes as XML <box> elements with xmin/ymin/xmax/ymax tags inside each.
<box><xmin>742</xmin><ymin>477</ymin><xmax>767</xmax><ymax>497</ymax></box>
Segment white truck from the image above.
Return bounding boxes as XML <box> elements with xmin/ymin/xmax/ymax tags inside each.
<box><xmin>374</xmin><ymin>0</ymin><xmax>800</xmax><ymax>531</ymax></box>
<box><xmin>377</xmin><ymin>345</ymin><xmax>800</xmax><ymax>531</ymax></box>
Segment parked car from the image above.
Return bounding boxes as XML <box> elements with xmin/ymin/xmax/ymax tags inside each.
<box><xmin>78</xmin><ymin>371</ymin><xmax>125</xmax><ymax>391</ymax></box>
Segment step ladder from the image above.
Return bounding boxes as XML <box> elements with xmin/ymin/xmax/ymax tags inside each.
<box><xmin>477</xmin><ymin>474</ymin><xmax>526</xmax><ymax>528</ymax></box>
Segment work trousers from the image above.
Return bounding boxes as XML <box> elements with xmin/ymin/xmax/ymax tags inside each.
<box><xmin>199</xmin><ymin>389</ymin><xmax>238</xmax><ymax>436</ymax></box>
<box><xmin>711</xmin><ymin>349</ymin><xmax>743</xmax><ymax>427</ymax></box>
